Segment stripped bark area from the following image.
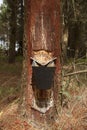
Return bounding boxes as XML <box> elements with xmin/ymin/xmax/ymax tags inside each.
<box><xmin>21</xmin><ymin>0</ymin><xmax>61</xmax><ymax>127</ymax></box>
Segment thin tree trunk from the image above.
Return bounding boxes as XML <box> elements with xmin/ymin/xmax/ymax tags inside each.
<box><xmin>8</xmin><ymin>0</ymin><xmax>17</xmax><ymax>63</ymax></box>
<box><xmin>64</xmin><ymin>70</ymin><xmax>87</xmax><ymax>77</ymax></box>
<box><xmin>18</xmin><ymin>0</ymin><xmax>24</xmax><ymax>55</ymax></box>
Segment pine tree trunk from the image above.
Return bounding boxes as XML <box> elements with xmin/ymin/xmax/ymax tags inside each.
<box><xmin>20</xmin><ymin>0</ymin><xmax>61</xmax><ymax>128</ymax></box>
<box><xmin>18</xmin><ymin>0</ymin><xmax>24</xmax><ymax>55</ymax></box>
<box><xmin>8</xmin><ymin>0</ymin><xmax>17</xmax><ymax>63</ymax></box>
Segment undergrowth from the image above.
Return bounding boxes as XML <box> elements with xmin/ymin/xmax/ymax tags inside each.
<box><xmin>0</xmin><ymin>54</ymin><xmax>22</xmax><ymax>102</ymax></box>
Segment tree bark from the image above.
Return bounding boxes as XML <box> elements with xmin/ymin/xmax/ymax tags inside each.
<box><xmin>17</xmin><ymin>0</ymin><xmax>24</xmax><ymax>55</ymax></box>
<box><xmin>7</xmin><ymin>0</ymin><xmax>17</xmax><ymax>63</ymax></box>
<box><xmin>20</xmin><ymin>0</ymin><xmax>61</xmax><ymax>128</ymax></box>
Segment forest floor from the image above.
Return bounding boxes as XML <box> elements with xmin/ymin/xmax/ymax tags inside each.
<box><xmin>0</xmin><ymin>55</ymin><xmax>87</xmax><ymax>130</ymax></box>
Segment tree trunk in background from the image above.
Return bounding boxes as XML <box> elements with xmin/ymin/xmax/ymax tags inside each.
<box><xmin>17</xmin><ymin>0</ymin><xmax>24</xmax><ymax>55</ymax></box>
<box><xmin>67</xmin><ymin>21</ymin><xmax>87</xmax><ymax>59</ymax></box>
<box><xmin>20</xmin><ymin>0</ymin><xmax>61</xmax><ymax>129</ymax></box>
<box><xmin>7</xmin><ymin>0</ymin><xmax>17</xmax><ymax>63</ymax></box>
<box><xmin>67</xmin><ymin>22</ymin><xmax>79</xmax><ymax>58</ymax></box>
<box><xmin>62</xmin><ymin>0</ymin><xmax>87</xmax><ymax>59</ymax></box>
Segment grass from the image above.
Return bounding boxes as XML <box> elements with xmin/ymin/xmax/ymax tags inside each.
<box><xmin>0</xmin><ymin>54</ymin><xmax>22</xmax><ymax>102</ymax></box>
<box><xmin>0</xmin><ymin>55</ymin><xmax>22</xmax><ymax>74</ymax></box>
<box><xmin>0</xmin><ymin>86</ymin><xmax>20</xmax><ymax>99</ymax></box>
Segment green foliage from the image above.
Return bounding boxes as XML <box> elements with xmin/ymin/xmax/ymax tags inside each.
<box><xmin>75</xmin><ymin>58</ymin><xmax>87</xmax><ymax>63</ymax></box>
<box><xmin>0</xmin><ymin>2</ymin><xmax>8</xmax><ymax>36</ymax></box>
